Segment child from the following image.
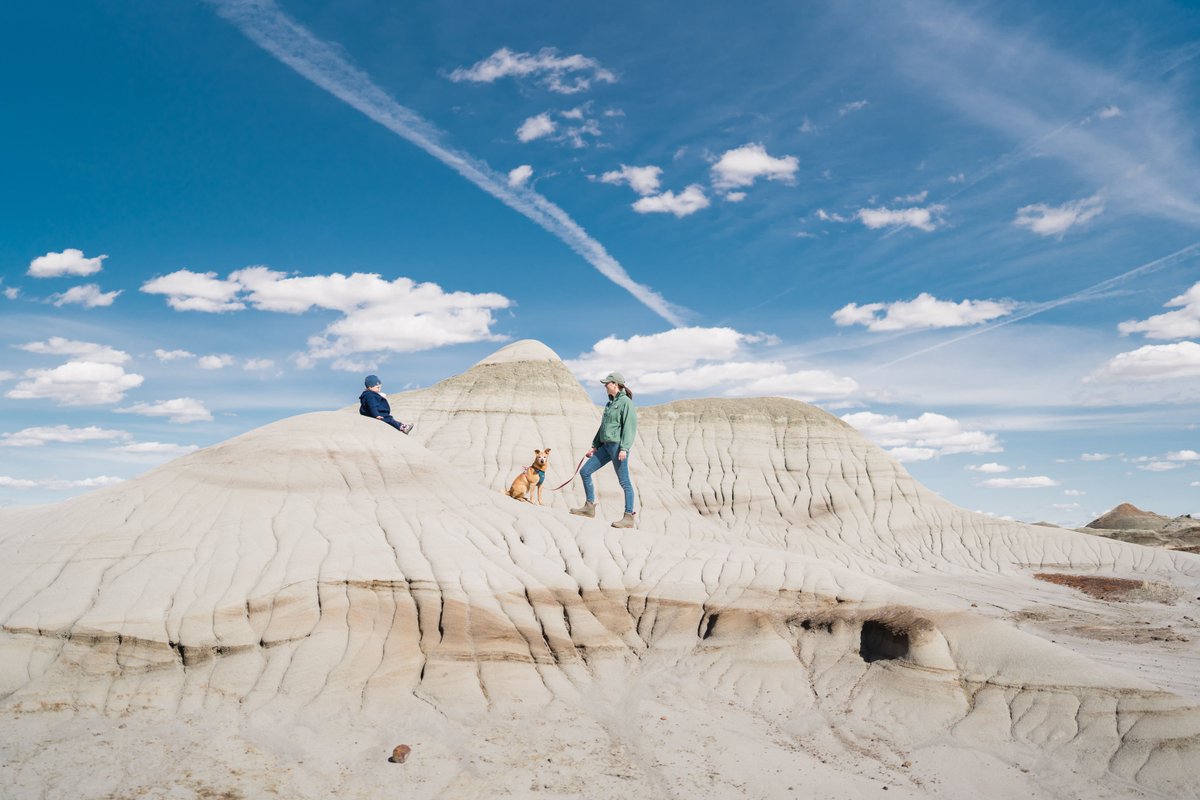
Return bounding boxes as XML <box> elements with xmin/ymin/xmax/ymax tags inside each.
<box><xmin>358</xmin><ymin>375</ymin><xmax>413</xmax><ymax>434</ymax></box>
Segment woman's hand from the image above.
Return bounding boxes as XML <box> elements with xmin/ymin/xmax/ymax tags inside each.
<box><xmin>618</xmin><ymin>449</ymin><xmax>627</xmax><ymax>461</ymax></box>
<box><xmin>585</xmin><ymin>448</ymin><xmax>595</xmax><ymax>458</ymax></box>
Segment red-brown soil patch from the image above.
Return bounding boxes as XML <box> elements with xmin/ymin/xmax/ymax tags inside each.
<box><xmin>1034</xmin><ymin>572</ymin><xmax>1145</xmax><ymax>600</ymax></box>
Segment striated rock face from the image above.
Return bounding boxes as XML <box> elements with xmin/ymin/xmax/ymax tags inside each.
<box><xmin>1</xmin><ymin>340</ymin><xmax>1199</xmax><ymax>799</ymax></box>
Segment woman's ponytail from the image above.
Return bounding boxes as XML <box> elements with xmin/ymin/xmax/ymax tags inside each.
<box><xmin>621</xmin><ymin>384</ymin><xmax>633</xmax><ymax>400</ymax></box>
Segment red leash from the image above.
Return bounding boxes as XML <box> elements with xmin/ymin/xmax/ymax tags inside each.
<box><xmin>549</xmin><ymin>455</ymin><xmax>588</xmax><ymax>491</ymax></box>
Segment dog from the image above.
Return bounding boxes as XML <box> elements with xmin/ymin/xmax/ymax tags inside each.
<box><xmin>507</xmin><ymin>448</ymin><xmax>551</xmax><ymax>504</ymax></box>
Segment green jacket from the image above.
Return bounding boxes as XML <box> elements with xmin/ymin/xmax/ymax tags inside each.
<box><xmin>592</xmin><ymin>392</ymin><xmax>637</xmax><ymax>452</ymax></box>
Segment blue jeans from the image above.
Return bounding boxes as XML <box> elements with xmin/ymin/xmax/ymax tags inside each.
<box><xmin>581</xmin><ymin>442</ymin><xmax>634</xmax><ymax>513</ymax></box>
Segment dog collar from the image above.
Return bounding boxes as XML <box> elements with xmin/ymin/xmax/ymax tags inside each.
<box><xmin>535</xmin><ymin>468</ymin><xmax>546</xmax><ymax>485</ymax></box>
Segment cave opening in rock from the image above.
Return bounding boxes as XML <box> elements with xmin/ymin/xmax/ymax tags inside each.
<box><xmin>859</xmin><ymin>620</ymin><xmax>909</xmax><ymax>662</ymax></box>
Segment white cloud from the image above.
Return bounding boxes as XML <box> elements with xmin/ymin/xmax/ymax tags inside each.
<box><xmin>1138</xmin><ymin>461</ymin><xmax>1183</xmax><ymax>472</ymax></box>
<box><xmin>799</xmin><ymin>117</ymin><xmax>816</xmax><ymax>133</ymax></box>
<box><xmin>725</xmin><ymin>369</ymin><xmax>859</xmax><ymax>401</ymax></box>
<box><xmin>724</xmin><ymin>192</ymin><xmax>747</xmax><ymax>203</ymax></box>
<box><xmin>154</xmin><ymin>348</ymin><xmax>195</xmax><ymax>361</ymax></box>
<box><xmin>565</xmin><ymin>327</ymin><xmax>853</xmax><ymax>400</ymax></box>
<box><xmin>816</xmin><ymin>209</ymin><xmax>851</xmax><ymax>223</ymax></box>
<box><xmin>7</xmin><ymin>361</ymin><xmax>144</xmax><ymax>405</ymax></box>
<box><xmin>1014</xmin><ymin>194</ymin><xmax>1104</xmax><ymax>237</ymax></box>
<box><xmin>568</xmin><ymin>327</ymin><xmax>754</xmax><ymax>375</ymax></box>
<box><xmin>50</xmin><ymin>284</ymin><xmax>122</xmax><ymax>308</ymax></box>
<box><xmin>16</xmin><ymin>337</ymin><xmax>130</xmax><ymax>364</ymax></box>
<box><xmin>894</xmin><ymin>190</ymin><xmax>928</xmax><ymax>203</ymax></box>
<box><xmin>978</xmin><ymin>476</ymin><xmax>1060</xmax><ymax>488</ymax></box>
<box><xmin>0</xmin><ymin>371</ymin><xmax>13</xmax><ymax>381</ymax></box>
<box><xmin>1097</xmin><ymin>105</ymin><xmax>1122</xmax><ymax>120</ymax></box>
<box><xmin>839</xmin><ymin>100</ymin><xmax>869</xmax><ymax>115</ymax></box>
<box><xmin>832</xmin><ymin>293</ymin><xmax>1016</xmax><ymax>332</ymax></box>
<box><xmin>1167</xmin><ymin>450</ymin><xmax>1200</xmax><ymax>461</ymax></box>
<box><xmin>1064</xmin><ymin>489</ymin><xmax>1087</xmax><ymax>496</ymax></box>
<box><xmin>141</xmin><ymin>270</ymin><xmax>245</xmax><ymax>312</ymax></box>
<box><xmin>508</xmin><ymin>164</ymin><xmax>533</xmax><ymax>187</ymax></box>
<box><xmin>27</xmin><ymin>248</ymin><xmax>106</xmax><ymax>278</ymax></box>
<box><xmin>841</xmin><ymin>411</ymin><xmax>1002</xmax><ymax>459</ymax></box>
<box><xmin>516</xmin><ymin>113</ymin><xmax>557</xmax><ymax>142</ymax></box>
<box><xmin>0</xmin><ymin>425</ymin><xmax>131</xmax><ymax>447</ymax></box>
<box><xmin>948</xmin><ymin>173</ymin><xmax>965</xmax><ymax>183</ymax></box>
<box><xmin>711</xmin><ymin>144</ymin><xmax>799</xmax><ymax>190</ymax></box>
<box><xmin>1080</xmin><ymin>452</ymin><xmax>1111</xmax><ymax>461</ymax></box>
<box><xmin>447</xmin><ymin>47</ymin><xmax>616</xmax><ymax>94</ymax></box>
<box><xmin>243</xmin><ymin>358</ymin><xmax>275</xmax><ymax>371</ymax></box>
<box><xmin>632</xmin><ymin>185</ymin><xmax>711</xmax><ymax>218</ymax></box>
<box><xmin>198</xmin><ymin>354</ymin><xmax>234</xmax><ymax>370</ymax></box>
<box><xmin>967</xmin><ymin>462</ymin><xmax>1010</xmax><ymax>473</ymax></box>
<box><xmin>1088</xmin><ymin>341</ymin><xmax>1200</xmax><ymax>381</ymax></box>
<box><xmin>1052</xmin><ymin>502</ymin><xmax>1081</xmax><ymax>510</ymax></box>
<box><xmin>117</xmin><ymin>397</ymin><xmax>213</xmax><ymax>424</ymax></box>
<box><xmin>886</xmin><ymin>446</ymin><xmax>939</xmax><ymax>463</ymax></box>
<box><xmin>110</xmin><ymin>442</ymin><xmax>199</xmax><ymax>456</ymax></box>
<box><xmin>599</xmin><ymin>164</ymin><xmax>662</xmax><ymax>196</ymax></box>
<box><xmin>1118</xmin><ymin>281</ymin><xmax>1200</xmax><ymax>340</ymax></box>
<box><xmin>856</xmin><ymin>204</ymin><xmax>946</xmax><ymax>232</ymax></box>
<box><xmin>0</xmin><ymin>475</ymin><xmax>124</xmax><ymax>491</ymax></box>
<box><xmin>142</xmin><ymin>268</ymin><xmax>511</xmax><ymax>364</ymax></box>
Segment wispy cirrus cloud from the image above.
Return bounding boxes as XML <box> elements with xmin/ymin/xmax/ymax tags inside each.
<box><xmin>881</xmin><ymin>0</ymin><xmax>1200</xmax><ymax>227</ymax></box>
<box><xmin>207</xmin><ymin>0</ymin><xmax>683</xmax><ymax>325</ymax></box>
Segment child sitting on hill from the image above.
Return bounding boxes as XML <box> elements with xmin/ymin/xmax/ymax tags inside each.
<box><xmin>358</xmin><ymin>375</ymin><xmax>413</xmax><ymax>434</ymax></box>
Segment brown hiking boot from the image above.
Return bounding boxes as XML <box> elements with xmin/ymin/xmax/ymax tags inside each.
<box><xmin>569</xmin><ymin>501</ymin><xmax>595</xmax><ymax>518</ymax></box>
<box><xmin>611</xmin><ymin>512</ymin><xmax>636</xmax><ymax>529</ymax></box>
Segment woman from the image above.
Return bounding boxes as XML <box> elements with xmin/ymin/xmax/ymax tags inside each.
<box><xmin>571</xmin><ymin>372</ymin><xmax>637</xmax><ymax>528</ymax></box>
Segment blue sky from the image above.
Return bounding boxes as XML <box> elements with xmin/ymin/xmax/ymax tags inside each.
<box><xmin>3</xmin><ymin>0</ymin><xmax>1199</xmax><ymax>523</ymax></box>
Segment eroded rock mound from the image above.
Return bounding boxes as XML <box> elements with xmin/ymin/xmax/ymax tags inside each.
<box><xmin>1</xmin><ymin>340</ymin><xmax>1198</xmax><ymax>800</ymax></box>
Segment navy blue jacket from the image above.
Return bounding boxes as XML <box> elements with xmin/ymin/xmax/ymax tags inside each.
<box><xmin>359</xmin><ymin>389</ymin><xmax>392</xmax><ymax>419</ymax></box>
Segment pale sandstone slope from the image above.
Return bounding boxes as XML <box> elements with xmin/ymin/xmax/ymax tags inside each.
<box><xmin>0</xmin><ymin>339</ymin><xmax>1197</xmax><ymax>800</ymax></box>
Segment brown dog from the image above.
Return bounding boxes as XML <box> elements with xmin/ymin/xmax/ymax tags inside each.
<box><xmin>508</xmin><ymin>449</ymin><xmax>550</xmax><ymax>504</ymax></box>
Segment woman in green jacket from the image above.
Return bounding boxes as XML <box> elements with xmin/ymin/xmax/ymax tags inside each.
<box><xmin>571</xmin><ymin>372</ymin><xmax>637</xmax><ymax>528</ymax></box>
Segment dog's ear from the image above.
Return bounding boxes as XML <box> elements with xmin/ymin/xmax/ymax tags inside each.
<box><xmin>544</xmin><ymin>448</ymin><xmax>551</xmax><ymax>454</ymax></box>
<box><xmin>534</xmin><ymin>449</ymin><xmax>542</xmax><ymax>456</ymax></box>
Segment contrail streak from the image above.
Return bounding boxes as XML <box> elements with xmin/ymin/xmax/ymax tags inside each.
<box><xmin>862</xmin><ymin>241</ymin><xmax>1200</xmax><ymax>374</ymax></box>
<box><xmin>208</xmin><ymin>0</ymin><xmax>686</xmax><ymax>326</ymax></box>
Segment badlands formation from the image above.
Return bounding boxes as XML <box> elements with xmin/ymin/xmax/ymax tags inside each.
<box><xmin>1</xmin><ymin>339</ymin><xmax>1199</xmax><ymax>800</ymax></box>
